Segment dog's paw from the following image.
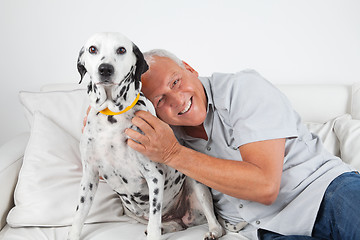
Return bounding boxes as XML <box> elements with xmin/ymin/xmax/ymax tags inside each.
<box><xmin>204</xmin><ymin>224</ymin><xmax>225</xmax><ymax>240</ymax></box>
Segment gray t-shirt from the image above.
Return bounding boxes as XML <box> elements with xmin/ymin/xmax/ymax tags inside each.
<box><xmin>172</xmin><ymin>70</ymin><xmax>352</xmax><ymax>239</ymax></box>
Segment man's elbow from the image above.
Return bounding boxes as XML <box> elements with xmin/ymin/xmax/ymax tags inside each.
<box><xmin>260</xmin><ymin>184</ymin><xmax>280</xmax><ymax>205</ymax></box>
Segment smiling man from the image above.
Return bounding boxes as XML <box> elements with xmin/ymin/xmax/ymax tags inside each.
<box><xmin>124</xmin><ymin>49</ymin><xmax>360</xmax><ymax>240</ymax></box>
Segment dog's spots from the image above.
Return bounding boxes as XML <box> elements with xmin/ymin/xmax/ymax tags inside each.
<box><xmin>87</xmin><ymin>82</ymin><xmax>92</xmax><ymax>94</ymax></box>
<box><xmin>103</xmin><ymin>174</ymin><xmax>108</xmax><ymax>180</ymax></box>
<box><xmin>124</xmin><ymin>199</ymin><xmax>131</xmax><ymax>205</ymax></box>
<box><xmin>90</xmin><ymin>197</ymin><xmax>93</xmax><ymax>201</ymax></box>
<box><xmin>175</xmin><ymin>175</ymin><xmax>181</xmax><ymax>184</ymax></box>
<box><xmin>76</xmin><ymin>205</ymin><xmax>79</xmax><ymax>211</ymax></box>
<box><xmin>80</xmin><ymin>196</ymin><xmax>85</xmax><ymax>203</ymax></box>
<box><xmin>153</xmin><ymin>178</ymin><xmax>158</xmax><ymax>184</ymax></box>
<box><xmin>136</xmin><ymin>100</ymin><xmax>146</xmax><ymax>106</ymax></box>
<box><xmin>122</xmin><ymin>177</ymin><xmax>128</xmax><ymax>184</ymax></box>
<box><xmin>93</xmin><ymin>84</ymin><xmax>98</xmax><ymax>93</ymax></box>
<box><xmin>153</xmin><ymin>198</ymin><xmax>157</xmax><ymax>207</ymax></box>
<box><xmin>101</xmin><ymin>56</ymin><xmax>105</xmax><ymax>61</ymax></box>
<box><xmin>158</xmin><ymin>169</ymin><xmax>164</xmax><ymax>175</ymax></box>
<box><xmin>123</xmin><ymin>92</ymin><xmax>127</xmax><ymax>101</ymax></box>
<box><xmin>120</xmin><ymin>86</ymin><xmax>126</xmax><ymax>97</ymax></box>
<box><xmin>96</xmin><ymin>98</ymin><xmax>100</xmax><ymax>104</ymax></box>
<box><xmin>135</xmin><ymin>79</ymin><xmax>140</xmax><ymax>91</ymax></box>
<box><xmin>154</xmin><ymin>188</ymin><xmax>159</xmax><ymax>195</ymax></box>
<box><xmin>140</xmin><ymin>194</ymin><xmax>149</xmax><ymax>201</ymax></box>
<box><xmin>107</xmin><ymin>115</ymin><xmax>117</xmax><ymax>124</ymax></box>
<box><xmin>89</xmin><ymin>183</ymin><xmax>93</xmax><ymax>191</ymax></box>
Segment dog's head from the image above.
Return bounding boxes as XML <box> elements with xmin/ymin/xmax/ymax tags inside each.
<box><xmin>77</xmin><ymin>33</ymin><xmax>148</xmax><ymax>112</ymax></box>
<box><xmin>77</xmin><ymin>32</ymin><xmax>148</xmax><ymax>85</ymax></box>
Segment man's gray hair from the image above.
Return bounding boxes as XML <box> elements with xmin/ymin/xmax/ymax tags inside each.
<box><xmin>143</xmin><ymin>49</ymin><xmax>184</xmax><ymax>68</ymax></box>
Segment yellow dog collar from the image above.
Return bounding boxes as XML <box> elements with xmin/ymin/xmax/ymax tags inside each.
<box><xmin>99</xmin><ymin>93</ymin><xmax>140</xmax><ymax>116</ymax></box>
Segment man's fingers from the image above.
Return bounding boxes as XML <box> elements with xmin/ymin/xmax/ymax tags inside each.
<box><xmin>135</xmin><ymin>110</ymin><xmax>160</xmax><ymax>128</ymax></box>
<box><xmin>125</xmin><ymin>128</ymin><xmax>150</xmax><ymax>145</ymax></box>
<box><xmin>127</xmin><ymin>138</ymin><xmax>146</xmax><ymax>153</ymax></box>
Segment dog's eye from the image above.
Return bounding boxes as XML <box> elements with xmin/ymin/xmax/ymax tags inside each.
<box><xmin>116</xmin><ymin>47</ymin><xmax>126</xmax><ymax>55</ymax></box>
<box><xmin>89</xmin><ymin>46</ymin><xmax>98</xmax><ymax>54</ymax></box>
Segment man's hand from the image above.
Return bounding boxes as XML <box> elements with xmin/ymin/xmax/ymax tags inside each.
<box><xmin>125</xmin><ymin>110</ymin><xmax>181</xmax><ymax>165</ymax></box>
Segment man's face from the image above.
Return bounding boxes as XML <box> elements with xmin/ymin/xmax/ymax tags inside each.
<box><xmin>141</xmin><ymin>56</ymin><xmax>207</xmax><ymax>127</ymax></box>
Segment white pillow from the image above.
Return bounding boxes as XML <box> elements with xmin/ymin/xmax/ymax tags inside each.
<box><xmin>334</xmin><ymin>116</ymin><xmax>360</xmax><ymax>171</ymax></box>
<box><xmin>7</xmin><ymin>112</ymin><xmax>124</xmax><ymax>227</ymax></box>
<box><xmin>305</xmin><ymin>114</ymin><xmax>351</xmax><ymax>157</ymax></box>
<box><xmin>352</xmin><ymin>82</ymin><xmax>360</xmax><ymax>120</ymax></box>
<box><xmin>19</xmin><ymin>89</ymin><xmax>89</xmax><ymax>141</ymax></box>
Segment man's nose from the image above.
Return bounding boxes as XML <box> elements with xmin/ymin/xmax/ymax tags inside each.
<box><xmin>169</xmin><ymin>92</ymin><xmax>184</xmax><ymax>107</ymax></box>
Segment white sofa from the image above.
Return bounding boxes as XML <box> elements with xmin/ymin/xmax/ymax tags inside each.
<box><xmin>1</xmin><ymin>82</ymin><xmax>360</xmax><ymax>240</ymax></box>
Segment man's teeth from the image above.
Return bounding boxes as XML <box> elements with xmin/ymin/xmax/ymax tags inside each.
<box><xmin>180</xmin><ymin>99</ymin><xmax>192</xmax><ymax>115</ymax></box>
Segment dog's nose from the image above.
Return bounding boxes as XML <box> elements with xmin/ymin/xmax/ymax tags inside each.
<box><xmin>98</xmin><ymin>63</ymin><xmax>114</xmax><ymax>77</ymax></box>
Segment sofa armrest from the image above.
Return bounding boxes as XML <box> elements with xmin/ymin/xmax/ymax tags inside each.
<box><xmin>0</xmin><ymin>132</ymin><xmax>30</xmax><ymax>230</ymax></box>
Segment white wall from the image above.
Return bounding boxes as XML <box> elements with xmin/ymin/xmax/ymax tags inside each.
<box><xmin>1</xmin><ymin>0</ymin><xmax>360</xmax><ymax>145</ymax></box>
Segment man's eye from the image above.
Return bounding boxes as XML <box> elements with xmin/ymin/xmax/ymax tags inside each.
<box><xmin>89</xmin><ymin>46</ymin><xmax>98</xmax><ymax>54</ymax></box>
<box><xmin>157</xmin><ymin>98</ymin><xmax>164</xmax><ymax>107</ymax></box>
<box><xmin>172</xmin><ymin>79</ymin><xmax>179</xmax><ymax>88</ymax></box>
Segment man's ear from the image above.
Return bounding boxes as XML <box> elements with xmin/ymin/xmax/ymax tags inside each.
<box><xmin>182</xmin><ymin>61</ymin><xmax>199</xmax><ymax>77</ymax></box>
<box><xmin>132</xmin><ymin>43</ymin><xmax>149</xmax><ymax>84</ymax></box>
<box><xmin>77</xmin><ymin>47</ymin><xmax>87</xmax><ymax>84</ymax></box>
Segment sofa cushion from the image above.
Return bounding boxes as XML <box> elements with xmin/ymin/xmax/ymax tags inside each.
<box><xmin>19</xmin><ymin>89</ymin><xmax>89</xmax><ymax>141</ymax></box>
<box><xmin>334</xmin><ymin>116</ymin><xmax>360</xmax><ymax>171</ymax></box>
<box><xmin>305</xmin><ymin>114</ymin><xmax>351</xmax><ymax>157</ymax></box>
<box><xmin>352</xmin><ymin>82</ymin><xmax>360</xmax><ymax>120</ymax></box>
<box><xmin>7</xmin><ymin>112</ymin><xmax>124</xmax><ymax>227</ymax></box>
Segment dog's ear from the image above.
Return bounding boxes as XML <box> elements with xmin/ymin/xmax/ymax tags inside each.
<box><xmin>77</xmin><ymin>47</ymin><xmax>87</xmax><ymax>84</ymax></box>
<box><xmin>132</xmin><ymin>43</ymin><xmax>149</xmax><ymax>83</ymax></box>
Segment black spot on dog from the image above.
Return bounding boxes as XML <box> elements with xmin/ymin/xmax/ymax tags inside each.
<box><xmin>103</xmin><ymin>174</ymin><xmax>108</xmax><ymax>180</ymax></box>
<box><xmin>96</xmin><ymin>98</ymin><xmax>100</xmax><ymax>103</ymax></box>
<box><xmin>120</xmin><ymin>86</ymin><xmax>126</xmax><ymax>97</ymax></box>
<box><xmin>135</xmin><ymin>79</ymin><xmax>140</xmax><ymax>90</ymax></box>
<box><xmin>156</xmin><ymin>203</ymin><xmax>161</xmax><ymax>211</ymax></box>
<box><xmin>80</xmin><ymin>196</ymin><xmax>85</xmax><ymax>203</ymax></box>
<box><xmin>87</xmin><ymin>83</ymin><xmax>92</xmax><ymax>94</ymax></box>
<box><xmin>134</xmin><ymin>192</ymin><xmax>141</xmax><ymax>197</ymax></box>
<box><xmin>136</xmin><ymin>100</ymin><xmax>146</xmax><ymax>106</ymax></box>
<box><xmin>175</xmin><ymin>175</ymin><xmax>181</xmax><ymax>184</ymax></box>
<box><xmin>153</xmin><ymin>178</ymin><xmax>158</xmax><ymax>184</ymax></box>
<box><xmin>158</xmin><ymin>169</ymin><xmax>164</xmax><ymax>175</ymax></box>
<box><xmin>164</xmin><ymin>179</ymin><xmax>168</xmax><ymax>186</ymax></box>
<box><xmin>153</xmin><ymin>209</ymin><xmax>157</xmax><ymax>214</ymax></box>
<box><xmin>107</xmin><ymin>115</ymin><xmax>117</xmax><ymax>124</ymax></box>
<box><xmin>153</xmin><ymin>198</ymin><xmax>157</xmax><ymax>207</ymax></box>
<box><xmin>123</xmin><ymin>92</ymin><xmax>127</xmax><ymax>101</ymax></box>
<box><xmin>125</xmin><ymin>200</ymin><xmax>131</xmax><ymax>205</ymax></box>
<box><xmin>76</xmin><ymin>205</ymin><xmax>79</xmax><ymax>211</ymax></box>
<box><xmin>154</xmin><ymin>188</ymin><xmax>159</xmax><ymax>195</ymax></box>
<box><xmin>90</xmin><ymin>197</ymin><xmax>93</xmax><ymax>201</ymax></box>
<box><xmin>89</xmin><ymin>183</ymin><xmax>93</xmax><ymax>191</ymax></box>
<box><xmin>140</xmin><ymin>195</ymin><xmax>149</xmax><ymax>201</ymax></box>
<box><xmin>122</xmin><ymin>177</ymin><xmax>128</xmax><ymax>184</ymax></box>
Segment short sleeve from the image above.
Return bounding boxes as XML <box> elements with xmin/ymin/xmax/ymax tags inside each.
<box><xmin>212</xmin><ymin>70</ymin><xmax>299</xmax><ymax>147</ymax></box>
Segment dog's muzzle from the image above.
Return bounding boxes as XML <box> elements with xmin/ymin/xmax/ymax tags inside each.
<box><xmin>99</xmin><ymin>63</ymin><xmax>114</xmax><ymax>82</ymax></box>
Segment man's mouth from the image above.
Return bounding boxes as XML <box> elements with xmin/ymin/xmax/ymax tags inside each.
<box><xmin>179</xmin><ymin>97</ymin><xmax>192</xmax><ymax>115</ymax></box>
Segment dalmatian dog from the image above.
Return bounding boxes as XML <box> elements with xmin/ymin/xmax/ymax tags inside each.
<box><xmin>67</xmin><ymin>32</ymin><xmax>224</xmax><ymax>240</ymax></box>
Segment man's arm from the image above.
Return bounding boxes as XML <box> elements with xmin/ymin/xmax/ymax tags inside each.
<box><xmin>126</xmin><ymin>111</ymin><xmax>285</xmax><ymax>205</ymax></box>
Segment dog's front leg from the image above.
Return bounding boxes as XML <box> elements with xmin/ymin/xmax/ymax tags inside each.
<box><xmin>68</xmin><ymin>164</ymin><xmax>99</xmax><ymax>240</ymax></box>
<box><xmin>143</xmin><ymin>166</ymin><xmax>165</xmax><ymax>240</ymax></box>
<box><xmin>187</xmin><ymin>179</ymin><xmax>225</xmax><ymax>240</ymax></box>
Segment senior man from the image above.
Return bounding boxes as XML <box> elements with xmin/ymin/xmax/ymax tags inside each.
<box><xmin>123</xmin><ymin>49</ymin><xmax>360</xmax><ymax>240</ymax></box>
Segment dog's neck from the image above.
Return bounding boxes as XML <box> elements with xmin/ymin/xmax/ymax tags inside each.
<box><xmin>99</xmin><ymin>92</ymin><xmax>140</xmax><ymax>115</ymax></box>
